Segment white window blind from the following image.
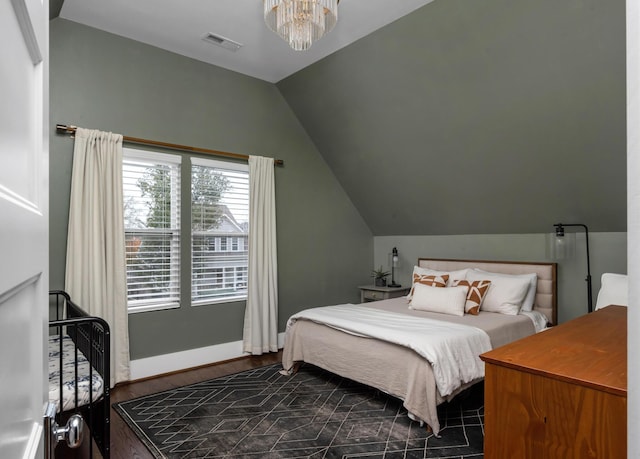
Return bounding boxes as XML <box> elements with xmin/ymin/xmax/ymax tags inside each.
<box><xmin>191</xmin><ymin>157</ymin><xmax>249</xmax><ymax>304</ymax></box>
<box><xmin>123</xmin><ymin>149</ymin><xmax>181</xmax><ymax>311</ymax></box>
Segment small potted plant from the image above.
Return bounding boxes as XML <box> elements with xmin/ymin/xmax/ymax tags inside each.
<box><xmin>371</xmin><ymin>266</ymin><xmax>390</xmax><ymax>287</ymax></box>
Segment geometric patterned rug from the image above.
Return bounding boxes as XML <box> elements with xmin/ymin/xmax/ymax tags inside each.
<box><xmin>114</xmin><ymin>363</ymin><xmax>484</xmax><ymax>458</ymax></box>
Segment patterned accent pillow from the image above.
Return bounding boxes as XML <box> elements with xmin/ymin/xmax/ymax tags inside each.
<box><xmin>407</xmin><ymin>274</ymin><xmax>449</xmax><ymax>301</ymax></box>
<box><xmin>451</xmin><ymin>279</ymin><xmax>492</xmax><ymax>315</ymax></box>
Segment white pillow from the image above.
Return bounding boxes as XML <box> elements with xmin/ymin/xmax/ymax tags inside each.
<box><xmin>412</xmin><ymin>266</ymin><xmax>470</xmax><ymax>286</ymax></box>
<box><xmin>409</xmin><ymin>283</ymin><xmax>468</xmax><ymax>316</ymax></box>
<box><xmin>470</xmin><ymin>269</ymin><xmax>538</xmax><ymax>312</ymax></box>
<box><xmin>466</xmin><ymin>270</ymin><xmax>530</xmax><ymax>315</ymax></box>
<box><xmin>595</xmin><ymin>273</ymin><xmax>628</xmax><ymax>310</ymax></box>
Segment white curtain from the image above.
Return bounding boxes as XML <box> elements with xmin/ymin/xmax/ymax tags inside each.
<box><xmin>65</xmin><ymin>128</ymin><xmax>130</xmax><ymax>386</ymax></box>
<box><xmin>243</xmin><ymin>156</ymin><xmax>279</xmax><ymax>354</ymax></box>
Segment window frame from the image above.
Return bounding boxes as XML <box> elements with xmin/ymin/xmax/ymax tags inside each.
<box><xmin>122</xmin><ymin>150</ymin><xmax>250</xmax><ymax>313</ymax></box>
<box><xmin>123</xmin><ymin>148</ymin><xmax>182</xmax><ymax>314</ymax></box>
<box><xmin>190</xmin><ymin>157</ymin><xmax>250</xmax><ymax>307</ymax></box>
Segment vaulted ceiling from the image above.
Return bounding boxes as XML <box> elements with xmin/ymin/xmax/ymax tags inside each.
<box><xmin>49</xmin><ymin>0</ymin><xmax>627</xmax><ymax>235</ymax></box>
<box><xmin>276</xmin><ymin>0</ymin><xmax>627</xmax><ymax>235</ymax></box>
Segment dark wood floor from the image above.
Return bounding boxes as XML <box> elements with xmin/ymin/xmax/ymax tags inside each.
<box><xmin>58</xmin><ymin>351</ymin><xmax>282</xmax><ymax>459</ymax></box>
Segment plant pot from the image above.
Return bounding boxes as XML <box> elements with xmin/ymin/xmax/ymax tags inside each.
<box><xmin>374</xmin><ymin>278</ymin><xmax>387</xmax><ymax>287</ymax></box>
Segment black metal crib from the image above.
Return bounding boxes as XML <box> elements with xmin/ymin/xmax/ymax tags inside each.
<box><xmin>49</xmin><ymin>290</ymin><xmax>110</xmax><ymax>458</ymax></box>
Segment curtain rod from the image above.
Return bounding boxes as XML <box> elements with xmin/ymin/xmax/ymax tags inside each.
<box><xmin>55</xmin><ymin>124</ymin><xmax>284</xmax><ymax>166</ymax></box>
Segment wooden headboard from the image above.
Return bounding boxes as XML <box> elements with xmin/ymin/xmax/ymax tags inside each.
<box><xmin>417</xmin><ymin>258</ymin><xmax>558</xmax><ymax>326</ymax></box>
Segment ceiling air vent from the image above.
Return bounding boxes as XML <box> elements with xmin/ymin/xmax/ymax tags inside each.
<box><xmin>202</xmin><ymin>33</ymin><xmax>243</xmax><ymax>52</ymax></box>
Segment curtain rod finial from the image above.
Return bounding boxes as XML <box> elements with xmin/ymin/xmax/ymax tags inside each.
<box><xmin>56</xmin><ymin>124</ymin><xmax>77</xmax><ymax>134</ymax></box>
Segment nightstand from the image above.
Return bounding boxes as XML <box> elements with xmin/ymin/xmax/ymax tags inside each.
<box><xmin>358</xmin><ymin>285</ymin><xmax>410</xmax><ymax>303</ymax></box>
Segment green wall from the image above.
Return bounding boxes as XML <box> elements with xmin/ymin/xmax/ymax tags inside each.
<box><xmin>49</xmin><ymin>18</ymin><xmax>373</xmax><ymax>359</ymax></box>
<box><xmin>278</xmin><ymin>0</ymin><xmax>626</xmax><ymax>236</ymax></box>
<box><xmin>49</xmin><ymin>0</ymin><xmax>628</xmax><ymax>363</ymax></box>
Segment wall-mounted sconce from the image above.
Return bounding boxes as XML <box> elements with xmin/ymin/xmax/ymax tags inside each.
<box><xmin>551</xmin><ymin>223</ymin><xmax>593</xmax><ymax>313</ymax></box>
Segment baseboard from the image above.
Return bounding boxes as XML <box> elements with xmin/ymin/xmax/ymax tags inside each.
<box><xmin>129</xmin><ymin>332</ymin><xmax>286</xmax><ymax>380</ymax></box>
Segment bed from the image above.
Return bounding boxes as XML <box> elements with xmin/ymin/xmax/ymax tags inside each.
<box><xmin>281</xmin><ymin>258</ymin><xmax>557</xmax><ymax>436</ymax></box>
<box><xmin>49</xmin><ymin>290</ymin><xmax>111</xmax><ymax>458</ymax></box>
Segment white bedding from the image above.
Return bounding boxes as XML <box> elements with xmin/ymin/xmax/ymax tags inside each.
<box><xmin>48</xmin><ymin>334</ymin><xmax>105</xmax><ymax>413</ymax></box>
<box><xmin>287</xmin><ymin>304</ymin><xmax>492</xmax><ymax>397</ymax></box>
<box><xmin>519</xmin><ymin>309</ymin><xmax>549</xmax><ymax>332</ymax></box>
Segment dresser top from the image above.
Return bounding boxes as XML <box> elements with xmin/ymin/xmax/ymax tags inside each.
<box><xmin>480</xmin><ymin>305</ymin><xmax>627</xmax><ymax>396</ymax></box>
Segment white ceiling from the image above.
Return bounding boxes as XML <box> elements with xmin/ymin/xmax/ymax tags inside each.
<box><xmin>59</xmin><ymin>0</ymin><xmax>434</xmax><ymax>83</ymax></box>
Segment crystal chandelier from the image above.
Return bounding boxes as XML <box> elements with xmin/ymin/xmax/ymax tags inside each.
<box><xmin>264</xmin><ymin>0</ymin><xmax>339</xmax><ymax>51</ymax></box>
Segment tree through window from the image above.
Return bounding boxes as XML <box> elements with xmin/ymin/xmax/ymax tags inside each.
<box><xmin>123</xmin><ymin>149</ymin><xmax>181</xmax><ymax>311</ymax></box>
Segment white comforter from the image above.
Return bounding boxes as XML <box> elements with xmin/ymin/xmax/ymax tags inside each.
<box><xmin>287</xmin><ymin>304</ymin><xmax>492</xmax><ymax>397</ymax></box>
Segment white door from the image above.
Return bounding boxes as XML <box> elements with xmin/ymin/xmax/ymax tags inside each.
<box><xmin>0</xmin><ymin>0</ymin><xmax>49</xmax><ymax>458</ymax></box>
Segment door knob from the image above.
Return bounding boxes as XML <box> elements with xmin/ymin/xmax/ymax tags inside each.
<box><xmin>44</xmin><ymin>402</ymin><xmax>85</xmax><ymax>458</ymax></box>
<box><xmin>54</xmin><ymin>413</ymin><xmax>84</xmax><ymax>448</ymax></box>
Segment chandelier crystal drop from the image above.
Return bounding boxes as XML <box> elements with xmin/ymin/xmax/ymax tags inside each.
<box><xmin>264</xmin><ymin>0</ymin><xmax>338</xmax><ymax>51</ymax></box>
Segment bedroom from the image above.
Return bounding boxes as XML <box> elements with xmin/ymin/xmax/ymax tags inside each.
<box><xmin>49</xmin><ymin>0</ymin><xmax>627</xmax><ymax>374</ymax></box>
<box><xmin>2</xmin><ymin>0</ymin><xmax>636</xmax><ymax>457</ymax></box>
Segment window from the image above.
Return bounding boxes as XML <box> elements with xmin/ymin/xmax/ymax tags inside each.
<box><xmin>123</xmin><ymin>149</ymin><xmax>181</xmax><ymax>312</ymax></box>
<box><xmin>122</xmin><ymin>151</ymin><xmax>249</xmax><ymax>311</ymax></box>
<box><xmin>191</xmin><ymin>157</ymin><xmax>249</xmax><ymax>305</ymax></box>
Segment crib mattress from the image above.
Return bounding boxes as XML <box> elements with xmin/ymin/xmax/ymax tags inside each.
<box><xmin>48</xmin><ymin>334</ymin><xmax>105</xmax><ymax>412</ymax></box>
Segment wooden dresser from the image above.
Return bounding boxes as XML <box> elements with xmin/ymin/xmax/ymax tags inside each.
<box><xmin>480</xmin><ymin>306</ymin><xmax>627</xmax><ymax>459</ymax></box>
